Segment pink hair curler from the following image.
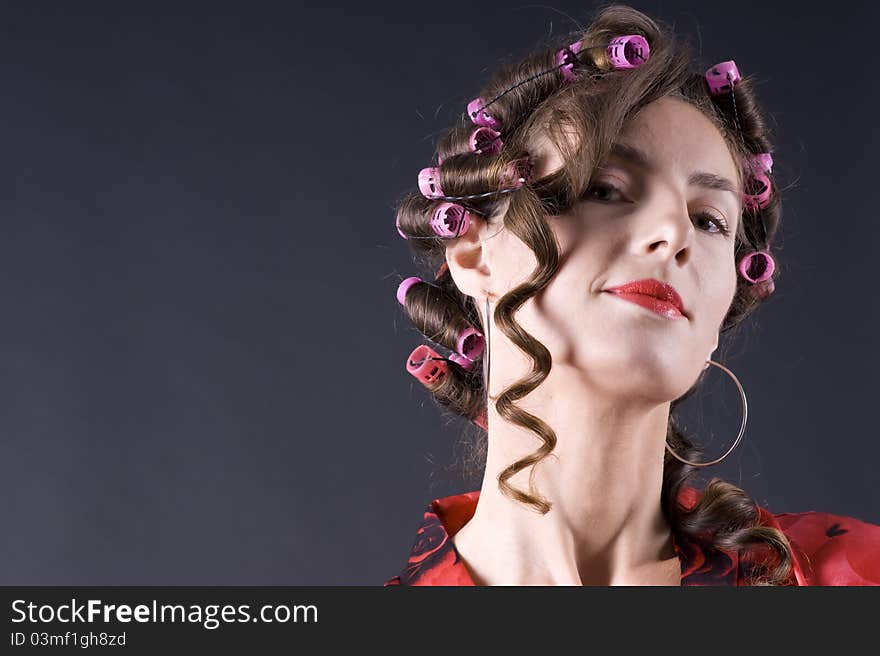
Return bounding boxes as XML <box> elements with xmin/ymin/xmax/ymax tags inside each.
<box><xmin>737</xmin><ymin>249</ymin><xmax>775</xmax><ymax>283</ymax></box>
<box><xmin>469</xmin><ymin>126</ymin><xmax>503</xmax><ymax>156</ymax></box>
<box><xmin>743</xmin><ymin>172</ymin><xmax>771</xmax><ymax>211</ymax></box>
<box><xmin>396</xmin><ymin>276</ymin><xmax>422</xmax><ymax>306</ymax></box>
<box><xmin>556</xmin><ymin>40</ymin><xmax>583</xmax><ymax>81</ymax></box>
<box><xmin>499</xmin><ymin>156</ymin><xmax>533</xmax><ymax>189</ymax></box>
<box><xmin>406</xmin><ymin>344</ymin><xmax>448</xmax><ymax>385</ymax></box>
<box><xmin>467</xmin><ymin>97</ymin><xmax>501</xmax><ymax>129</ymax></box>
<box><xmin>448</xmin><ymin>351</ymin><xmax>476</xmax><ymax>371</ymax></box>
<box><xmin>456</xmin><ymin>326</ymin><xmax>485</xmax><ymax>361</ymax></box>
<box><xmin>705</xmin><ymin>60</ymin><xmax>741</xmax><ymax>95</ymax></box>
<box><xmin>747</xmin><ymin>152</ymin><xmax>773</xmax><ymax>175</ymax></box>
<box><xmin>607</xmin><ymin>34</ymin><xmax>650</xmax><ymax>69</ymax></box>
<box><xmin>431</xmin><ymin>202</ymin><xmax>472</xmax><ymax>238</ymax></box>
<box><xmin>753</xmin><ymin>278</ymin><xmax>775</xmax><ymax>300</ymax></box>
<box><xmin>418</xmin><ymin>167</ymin><xmax>444</xmax><ymax>199</ymax></box>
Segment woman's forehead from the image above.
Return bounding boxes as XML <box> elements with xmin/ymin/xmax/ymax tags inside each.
<box><xmin>615</xmin><ymin>98</ymin><xmax>739</xmax><ymax>180</ymax></box>
<box><xmin>529</xmin><ymin>98</ymin><xmax>739</xmax><ymax>185</ymax></box>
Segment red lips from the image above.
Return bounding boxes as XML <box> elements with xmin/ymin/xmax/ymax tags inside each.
<box><xmin>604</xmin><ymin>278</ymin><xmax>687</xmax><ymax>319</ymax></box>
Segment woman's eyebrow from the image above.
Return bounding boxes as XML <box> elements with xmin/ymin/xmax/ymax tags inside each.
<box><xmin>609</xmin><ymin>141</ymin><xmax>741</xmax><ymax>201</ymax></box>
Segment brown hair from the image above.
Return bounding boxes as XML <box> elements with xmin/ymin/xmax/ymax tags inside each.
<box><xmin>394</xmin><ymin>3</ymin><xmax>794</xmax><ymax>585</ymax></box>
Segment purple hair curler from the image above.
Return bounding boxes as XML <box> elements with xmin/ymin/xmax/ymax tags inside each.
<box><xmin>467</xmin><ymin>97</ymin><xmax>501</xmax><ymax>129</ymax></box>
<box><xmin>431</xmin><ymin>202</ymin><xmax>472</xmax><ymax>238</ymax></box>
<box><xmin>747</xmin><ymin>152</ymin><xmax>773</xmax><ymax>176</ymax></box>
<box><xmin>448</xmin><ymin>351</ymin><xmax>476</xmax><ymax>371</ymax></box>
<box><xmin>705</xmin><ymin>60</ymin><xmax>741</xmax><ymax>95</ymax></box>
<box><xmin>743</xmin><ymin>172</ymin><xmax>771</xmax><ymax>211</ymax></box>
<box><xmin>737</xmin><ymin>249</ymin><xmax>775</xmax><ymax>284</ymax></box>
<box><xmin>499</xmin><ymin>156</ymin><xmax>533</xmax><ymax>189</ymax></box>
<box><xmin>469</xmin><ymin>126</ymin><xmax>503</xmax><ymax>156</ymax></box>
<box><xmin>556</xmin><ymin>40</ymin><xmax>584</xmax><ymax>81</ymax></box>
<box><xmin>456</xmin><ymin>326</ymin><xmax>485</xmax><ymax>361</ymax></box>
<box><xmin>607</xmin><ymin>34</ymin><xmax>650</xmax><ymax>69</ymax></box>
<box><xmin>753</xmin><ymin>278</ymin><xmax>775</xmax><ymax>300</ymax></box>
<box><xmin>396</xmin><ymin>276</ymin><xmax>422</xmax><ymax>306</ymax></box>
<box><xmin>418</xmin><ymin>167</ymin><xmax>444</xmax><ymax>199</ymax></box>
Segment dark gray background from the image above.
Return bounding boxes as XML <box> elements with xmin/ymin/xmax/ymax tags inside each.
<box><xmin>0</xmin><ymin>1</ymin><xmax>875</xmax><ymax>585</ymax></box>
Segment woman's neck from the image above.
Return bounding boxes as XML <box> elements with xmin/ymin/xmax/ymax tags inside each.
<box><xmin>453</xmin><ymin>368</ymin><xmax>679</xmax><ymax>585</ymax></box>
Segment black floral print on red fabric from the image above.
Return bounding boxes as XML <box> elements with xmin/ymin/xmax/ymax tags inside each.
<box><xmin>393</xmin><ymin>507</ymin><xmax>460</xmax><ymax>585</ymax></box>
<box><xmin>672</xmin><ymin>531</ymin><xmax>738</xmax><ymax>585</ymax></box>
<box><xmin>384</xmin><ymin>492</ymin><xmax>741</xmax><ymax>586</ymax></box>
<box><xmin>385</xmin><ymin>491</ymin><xmax>880</xmax><ymax>586</ymax></box>
<box><xmin>825</xmin><ymin>523</ymin><xmax>848</xmax><ymax>538</ymax></box>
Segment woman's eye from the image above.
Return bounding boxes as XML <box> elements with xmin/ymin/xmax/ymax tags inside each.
<box><xmin>585</xmin><ymin>181</ymin><xmax>622</xmax><ymax>202</ymax></box>
<box><xmin>586</xmin><ymin>181</ymin><xmax>731</xmax><ymax>236</ymax></box>
<box><xmin>693</xmin><ymin>211</ymin><xmax>731</xmax><ymax>236</ymax></box>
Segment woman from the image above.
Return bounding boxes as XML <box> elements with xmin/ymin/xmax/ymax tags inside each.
<box><xmin>386</xmin><ymin>4</ymin><xmax>879</xmax><ymax>585</ymax></box>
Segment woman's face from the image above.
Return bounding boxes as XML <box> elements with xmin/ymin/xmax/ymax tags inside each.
<box><xmin>486</xmin><ymin>96</ymin><xmax>742</xmax><ymax>401</ymax></box>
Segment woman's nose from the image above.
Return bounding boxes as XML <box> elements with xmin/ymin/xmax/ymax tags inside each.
<box><xmin>632</xmin><ymin>197</ymin><xmax>695</xmax><ymax>262</ymax></box>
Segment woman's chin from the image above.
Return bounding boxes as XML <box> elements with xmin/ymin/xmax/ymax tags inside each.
<box><xmin>570</xmin><ymin>352</ymin><xmax>702</xmax><ymax>401</ymax></box>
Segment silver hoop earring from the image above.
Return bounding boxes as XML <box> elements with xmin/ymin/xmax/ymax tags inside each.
<box><xmin>664</xmin><ymin>359</ymin><xmax>748</xmax><ymax>468</ymax></box>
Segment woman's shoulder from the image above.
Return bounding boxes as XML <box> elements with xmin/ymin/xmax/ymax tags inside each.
<box><xmin>384</xmin><ymin>486</ymin><xmax>879</xmax><ymax>586</ymax></box>
<box><xmin>759</xmin><ymin>506</ymin><xmax>880</xmax><ymax>586</ymax></box>
<box><xmin>681</xmin><ymin>485</ymin><xmax>879</xmax><ymax>586</ymax></box>
<box><xmin>383</xmin><ymin>491</ymin><xmax>481</xmax><ymax>586</ymax></box>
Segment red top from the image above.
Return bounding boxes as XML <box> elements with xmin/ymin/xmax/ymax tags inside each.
<box><xmin>384</xmin><ymin>487</ymin><xmax>880</xmax><ymax>586</ymax></box>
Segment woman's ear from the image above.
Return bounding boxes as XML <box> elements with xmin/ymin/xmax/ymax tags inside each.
<box><xmin>444</xmin><ymin>210</ymin><xmax>494</xmax><ymax>301</ymax></box>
